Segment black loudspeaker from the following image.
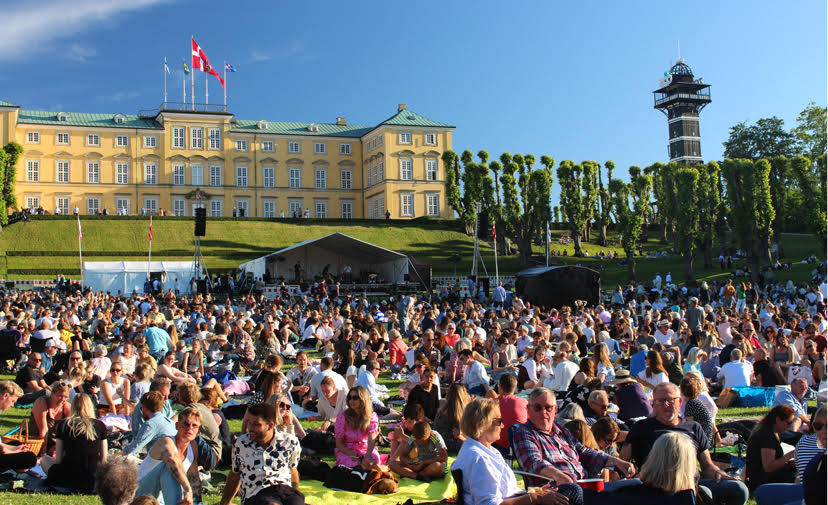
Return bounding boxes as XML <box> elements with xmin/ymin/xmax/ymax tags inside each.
<box><xmin>478</xmin><ymin>210</ymin><xmax>489</xmax><ymax>239</ymax></box>
<box><xmin>194</xmin><ymin>208</ymin><xmax>206</xmax><ymax>236</ymax></box>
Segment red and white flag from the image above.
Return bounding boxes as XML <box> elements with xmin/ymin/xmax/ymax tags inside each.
<box><xmin>492</xmin><ymin>224</ymin><xmax>497</xmax><ymax>241</ymax></box>
<box><xmin>77</xmin><ymin>215</ymin><xmax>83</xmax><ymax>241</ymax></box>
<box><xmin>191</xmin><ymin>38</ymin><xmax>225</xmax><ymax>88</ymax></box>
<box><xmin>148</xmin><ymin>216</ymin><xmax>154</xmax><ymax>242</ymax></box>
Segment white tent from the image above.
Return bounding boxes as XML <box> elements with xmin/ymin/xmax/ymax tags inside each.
<box><xmin>238</xmin><ymin>232</ymin><xmax>410</xmax><ymax>284</ymax></box>
<box><xmin>83</xmin><ymin>261</ymin><xmax>200</xmax><ymax>295</ymax></box>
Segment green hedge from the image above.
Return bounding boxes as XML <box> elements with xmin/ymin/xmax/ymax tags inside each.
<box><xmin>9</xmin><ymin>268</ymin><xmax>81</xmax><ymax>275</ymax></box>
<box><xmin>6</xmin><ymin>250</ymin><xmax>263</xmax><ymax>259</ymax></box>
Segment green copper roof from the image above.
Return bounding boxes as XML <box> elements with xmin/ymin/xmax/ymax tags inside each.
<box><xmin>0</xmin><ymin>100</ymin><xmax>17</xmax><ymax>107</ymax></box>
<box><xmin>17</xmin><ymin>109</ymin><xmax>163</xmax><ymax>129</ymax></box>
<box><xmin>230</xmin><ymin>120</ymin><xmax>373</xmax><ymax>138</ymax></box>
<box><xmin>380</xmin><ymin>108</ymin><xmax>453</xmax><ymax>128</ymax></box>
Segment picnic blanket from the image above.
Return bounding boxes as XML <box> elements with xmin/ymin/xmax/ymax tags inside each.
<box><xmin>299</xmin><ymin>458</ymin><xmax>457</xmax><ymax>505</ymax></box>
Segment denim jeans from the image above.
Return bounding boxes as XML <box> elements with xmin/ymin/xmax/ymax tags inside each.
<box><xmin>754</xmin><ymin>483</ymin><xmax>804</xmax><ymax>505</ymax></box>
<box><xmin>136</xmin><ymin>461</ymin><xmax>185</xmax><ymax>505</ymax></box>
<box><xmin>698</xmin><ymin>477</ymin><xmax>749</xmax><ymax>505</ymax></box>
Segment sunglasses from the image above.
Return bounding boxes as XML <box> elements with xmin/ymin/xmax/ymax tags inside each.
<box><xmin>111</xmin><ymin>368</ymin><xmax>122</xmax><ymax>372</ymax></box>
<box><xmin>347</xmin><ymin>395</ymin><xmax>360</xmax><ymax>401</ymax></box>
<box><xmin>278</xmin><ymin>403</ymin><xmax>290</xmax><ymax>410</ymax></box>
<box><xmin>532</xmin><ymin>404</ymin><xmax>555</xmax><ymax>413</ymax></box>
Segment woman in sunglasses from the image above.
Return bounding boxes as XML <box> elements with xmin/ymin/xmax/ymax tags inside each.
<box><xmin>99</xmin><ymin>362</ymin><xmax>131</xmax><ymax>416</ymax></box>
<box><xmin>334</xmin><ymin>386</ymin><xmax>380</xmax><ymax>468</ymax></box>
<box><xmin>268</xmin><ymin>392</ymin><xmax>306</xmax><ymax>440</ymax></box>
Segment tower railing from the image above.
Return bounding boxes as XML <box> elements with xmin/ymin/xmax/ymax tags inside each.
<box><xmin>138</xmin><ymin>102</ymin><xmax>229</xmax><ymax>117</ymax></box>
<box><xmin>654</xmin><ymin>92</ymin><xmax>712</xmax><ymax>106</ymax></box>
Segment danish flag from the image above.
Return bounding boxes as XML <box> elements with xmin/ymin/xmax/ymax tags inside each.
<box><xmin>191</xmin><ymin>38</ymin><xmax>225</xmax><ymax>88</ymax></box>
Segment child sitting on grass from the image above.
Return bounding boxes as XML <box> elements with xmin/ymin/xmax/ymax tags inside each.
<box><xmin>389</xmin><ymin>421</ymin><xmax>448</xmax><ymax>482</ymax></box>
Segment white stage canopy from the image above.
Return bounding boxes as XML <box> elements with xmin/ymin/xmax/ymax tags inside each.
<box><xmin>238</xmin><ymin>232</ymin><xmax>409</xmax><ymax>284</ymax></box>
<box><xmin>83</xmin><ymin>261</ymin><xmax>200</xmax><ymax>295</ymax></box>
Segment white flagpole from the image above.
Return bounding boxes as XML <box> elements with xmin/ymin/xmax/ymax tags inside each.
<box><xmin>205</xmin><ymin>66</ymin><xmax>209</xmax><ymax>105</ymax></box>
<box><xmin>190</xmin><ymin>36</ymin><xmax>195</xmax><ymax>111</ymax></box>
<box><xmin>182</xmin><ymin>61</ymin><xmax>186</xmax><ymax>104</ymax></box>
<box><xmin>223</xmin><ymin>61</ymin><xmax>227</xmax><ymax>107</ymax></box>
<box><xmin>148</xmin><ymin>216</ymin><xmax>152</xmax><ymax>281</ymax></box>
<box><xmin>77</xmin><ymin>215</ymin><xmax>84</xmax><ymax>288</ymax></box>
<box><xmin>493</xmin><ymin>225</ymin><xmax>499</xmax><ymax>283</ymax></box>
<box><xmin>545</xmin><ymin>220</ymin><xmax>550</xmax><ymax>267</ymax></box>
<box><xmin>163</xmin><ymin>57</ymin><xmax>168</xmax><ymax>104</ymax></box>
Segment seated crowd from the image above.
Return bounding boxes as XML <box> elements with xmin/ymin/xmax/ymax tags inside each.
<box><xmin>0</xmin><ymin>274</ymin><xmax>824</xmax><ymax>505</ymax></box>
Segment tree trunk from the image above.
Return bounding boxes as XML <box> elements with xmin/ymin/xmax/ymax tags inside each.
<box><xmin>597</xmin><ymin>222</ymin><xmax>607</xmax><ymax>247</ymax></box>
<box><xmin>672</xmin><ymin>222</ymin><xmax>680</xmax><ymax>254</ymax></box>
<box><xmin>749</xmin><ymin>251</ymin><xmax>762</xmax><ymax>287</ymax></box>
<box><xmin>702</xmin><ymin>238</ymin><xmax>713</xmax><ymax>269</ymax></box>
<box><xmin>627</xmin><ymin>251</ymin><xmax>636</xmax><ymax>282</ymax></box>
<box><xmin>573</xmin><ymin>231</ymin><xmax>584</xmax><ymax>257</ymax></box>
<box><xmin>464</xmin><ymin>220</ymin><xmax>475</xmax><ymax>236</ymax></box>
<box><xmin>659</xmin><ymin>217</ymin><xmax>669</xmax><ymax>244</ymax></box>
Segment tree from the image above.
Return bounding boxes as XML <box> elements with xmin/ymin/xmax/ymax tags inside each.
<box><xmin>792</xmin><ymin>102</ymin><xmax>827</xmax><ymax>162</ymax></box>
<box><xmin>722</xmin><ymin>117</ymin><xmax>795</xmax><ymax>160</ymax></box>
<box><xmin>441</xmin><ymin>149</ymin><xmax>493</xmax><ymax>235</ymax></box>
<box><xmin>0</xmin><ymin>148</ymin><xmax>6</xmax><ymax>224</ymax></box>
<box><xmin>767</xmin><ymin>156</ymin><xmax>792</xmax><ymax>253</ymax></box>
<box><xmin>694</xmin><ymin>162</ymin><xmax>722</xmax><ymax>270</ymax></box>
<box><xmin>609</xmin><ymin>172</ymin><xmax>651</xmax><ymax>281</ymax></box>
<box><xmin>790</xmin><ymin>155</ymin><xmax>827</xmax><ymax>244</ymax></box>
<box><xmin>553</xmin><ymin>206</ymin><xmax>560</xmax><ymax>225</ymax></box>
<box><xmin>646</xmin><ymin>162</ymin><xmax>674</xmax><ymax>245</ymax></box>
<box><xmin>594</xmin><ymin>161</ymin><xmax>615</xmax><ymax>246</ymax></box>
<box><xmin>557</xmin><ymin>160</ymin><xmax>596</xmax><ymax>257</ymax></box>
<box><xmin>674</xmin><ymin>167</ymin><xmax>700</xmax><ymax>283</ymax></box>
<box><xmin>2</xmin><ymin>142</ymin><xmax>22</xmax><ymax>215</ymax></box>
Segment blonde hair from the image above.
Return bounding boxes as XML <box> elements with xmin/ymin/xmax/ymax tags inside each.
<box><xmin>267</xmin><ymin>393</ymin><xmax>293</xmax><ymax>430</ymax></box>
<box><xmin>460</xmin><ymin>397</ymin><xmax>499</xmax><ymax>440</ymax></box>
<box><xmin>344</xmin><ymin>386</ymin><xmax>373</xmax><ymax>432</ymax></box>
<box><xmin>685</xmin><ymin>370</ymin><xmax>709</xmax><ymax>393</ymax></box>
<box><xmin>592</xmin><ymin>343</ymin><xmax>613</xmax><ymax>368</ymax></box>
<box><xmin>436</xmin><ymin>383</ymin><xmax>471</xmax><ymax>427</ymax></box>
<box><xmin>65</xmin><ymin>393</ymin><xmax>98</xmax><ymax>440</ymax></box>
<box><xmin>564</xmin><ymin>419</ymin><xmax>599</xmax><ymax>449</ymax></box>
<box><xmin>639</xmin><ymin>432</ymin><xmax>697</xmax><ymax>493</ymax></box>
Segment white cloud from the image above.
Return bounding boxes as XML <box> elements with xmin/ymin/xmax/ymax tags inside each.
<box><xmin>67</xmin><ymin>44</ymin><xmax>97</xmax><ymax>64</ymax></box>
<box><xmin>97</xmin><ymin>91</ymin><xmax>141</xmax><ymax>103</ymax></box>
<box><xmin>247</xmin><ymin>41</ymin><xmax>314</xmax><ymax>64</ymax></box>
<box><xmin>248</xmin><ymin>50</ymin><xmax>273</xmax><ymax>63</ymax></box>
<box><xmin>0</xmin><ymin>0</ymin><xmax>169</xmax><ymax>62</ymax></box>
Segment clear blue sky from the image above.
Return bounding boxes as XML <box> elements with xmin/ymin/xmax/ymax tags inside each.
<box><xmin>2</xmin><ymin>0</ymin><xmax>825</xmax><ymax>192</ymax></box>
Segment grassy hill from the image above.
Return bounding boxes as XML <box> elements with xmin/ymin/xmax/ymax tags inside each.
<box><xmin>0</xmin><ymin>216</ymin><xmax>823</xmax><ymax>288</ymax></box>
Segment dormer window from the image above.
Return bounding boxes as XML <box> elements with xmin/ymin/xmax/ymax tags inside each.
<box><xmin>57</xmin><ymin>112</ymin><xmax>68</xmax><ymax>122</ymax></box>
<box><xmin>257</xmin><ymin>120</ymin><xmax>268</xmax><ymax>130</ymax></box>
<box><xmin>114</xmin><ymin>114</ymin><xmax>125</xmax><ymax>124</ymax></box>
<box><xmin>307</xmin><ymin>123</ymin><xmax>319</xmax><ymax>133</ymax></box>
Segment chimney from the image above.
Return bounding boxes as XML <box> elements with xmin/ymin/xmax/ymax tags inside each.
<box><xmin>336</xmin><ymin>116</ymin><xmax>347</xmax><ymax>126</ymax></box>
<box><xmin>398</xmin><ymin>103</ymin><xmax>407</xmax><ymax>112</ymax></box>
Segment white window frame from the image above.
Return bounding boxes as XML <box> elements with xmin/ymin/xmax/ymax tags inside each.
<box><xmin>341</xmin><ymin>201</ymin><xmax>353</xmax><ymax>219</ymax></box>
<box><xmin>116</xmin><ymin>162</ymin><xmax>129</xmax><ymax>184</ymax></box>
<box><xmin>191</xmin><ymin>164</ymin><xmax>204</xmax><ymax>186</ymax></box>
<box><xmin>26</xmin><ymin>160</ymin><xmax>39</xmax><ymax>182</ymax></box>
<box><xmin>315</xmin><ymin>200</ymin><xmax>328</xmax><ymax>218</ymax></box>
<box><xmin>143</xmin><ymin>135</ymin><xmax>158</xmax><ymax>148</ymax></box>
<box><xmin>87</xmin><ymin>197</ymin><xmax>100</xmax><ymax>215</ymax></box>
<box><xmin>173</xmin><ymin>199</ymin><xmax>185</xmax><ymax>216</ymax></box>
<box><xmin>26</xmin><ymin>195</ymin><xmax>40</xmax><ymax>209</ymax></box>
<box><xmin>314</xmin><ymin>142</ymin><xmax>326</xmax><ymax>154</ymax></box>
<box><xmin>424</xmin><ymin>133</ymin><xmax>437</xmax><ymax>145</ymax></box>
<box><xmin>263</xmin><ymin>199</ymin><xmax>276</xmax><ymax>218</ymax></box>
<box><xmin>209</xmin><ymin>165</ymin><xmax>222</xmax><ymax>186</ymax></box>
<box><xmin>235</xmin><ymin>139</ymin><xmax>248</xmax><ymax>152</ymax></box>
<box><xmin>400</xmin><ymin>158</ymin><xmax>413</xmax><ymax>180</ymax></box>
<box><xmin>87</xmin><ymin>161</ymin><xmax>100</xmax><ymax>183</ymax></box>
<box><xmin>339</xmin><ymin>143</ymin><xmax>351</xmax><ymax>155</ymax></box>
<box><xmin>144</xmin><ymin>163</ymin><xmax>157</xmax><ymax>185</ymax></box>
<box><xmin>56</xmin><ymin>160</ymin><xmax>70</xmax><ymax>183</ymax></box>
<box><xmin>56</xmin><ymin>132</ymin><xmax>70</xmax><ymax>145</ymax></box>
<box><xmin>377</xmin><ymin>134</ymin><xmax>383</xmax><ymax>147</ymax></box>
<box><xmin>262</xmin><ymin>140</ymin><xmax>274</xmax><ymax>152</ymax></box>
<box><xmin>115</xmin><ymin>135</ymin><xmax>129</xmax><ymax>147</ymax></box>
<box><xmin>427</xmin><ymin>194</ymin><xmax>440</xmax><ymax>217</ymax></box>
<box><xmin>399</xmin><ymin>132</ymin><xmax>412</xmax><ymax>144</ymax></box>
<box><xmin>315</xmin><ymin>168</ymin><xmax>327</xmax><ymax>189</ymax></box>
<box><xmin>173</xmin><ymin>164</ymin><xmax>185</xmax><ymax>185</ymax></box>
<box><xmin>366</xmin><ymin>165</ymin><xmax>373</xmax><ymax>186</ymax></box>
<box><xmin>373</xmin><ymin>199</ymin><xmax>379</xmax><ymax>219</ymax></box>
<box><xmin>210</xmin><ymin>200</ymin><xmax>223</xmax><ymax>217</ymax></box>
<box><xmin>236</xmin><ymin>165</ymin><xmax>248</xmax><ymax>187</ymax></box>
<box><xmin>289</xmin><ymin>200</ymin><xmax>302</xmax><ymax>218</ymax></box>
<box><xmin>236</xmin><ymin>199</ymin><xmax>249</xmax><ymax>217</ymax></box>
<box><xmin>57</xmin><ymin>196</ymin><xmax>70</xmax><ymax>215</ymax></box>
<box><xmin>289</xmin><ymin>167</ymin><xmax>301</xmax><ymax>189</ymax></box>
<box><xmin>209</xmin><ymin>128</ymin><xmax>222</xmax><ymax>150</ymax></box>
<box><xmin>426</xmin><ymin>158</ymin><xmax>438</xmax><ymax>181</ymax></box>
<box><xmin>26</xmin><ymin>131</ymin><xmax>39</xmax><ymax>144</ymax></box>
<box><xmin>191</xmin><ymin>127</ymin><xmax>203</xmax><ymax>149</ymax></box>
<box><xmin>340</xmin><ymin>169</ymin><xmax>352</xmax><ymax>189</ymax></box>
<box><xmin>87</xmin><ymin>134</ymin><xmax>100</xmax><ymax>147</ymax></box>
<box><xmin>144</xmin><ymin>197</ymin><xmax>158</xmax><ymax>213</ymax></box>
<box><xmin>116</xmin><ymin>198</ymin><xmax>130</xmax><ymax>214</ymax></box>
<box><xmin>262</xmin><ymin>166</ymin><xmax>275</xmax><ymax>188</ymax></box>
<box><xmin>401</xmin><ymin>193</ymin><xmax>414</xmax><ymax>217</ymax></box>
<box><xmin>173</xmin><ymin>127</ymin><xmax>186</xmax><ymax>148</ymax></box>
<box><xmin>288</xmin><ymin>141</ymin><xmax>300</xmax><ymax>153</ymax></box>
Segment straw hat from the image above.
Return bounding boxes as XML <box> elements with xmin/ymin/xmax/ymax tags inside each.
<box><xmin>612</xmin><ymin>369</ymin><xmax>636</xmax><ymax>386</ymax></box>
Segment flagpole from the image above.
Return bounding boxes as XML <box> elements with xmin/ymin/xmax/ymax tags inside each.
<box><xmin>493</xmin><ymin>224</ymin><xmax>499</xmax><ymax>284</ymax></box>
<box><xmin>77</xmin><ymin>215</ymin><xmax>84</xmax><ymax>288</ymax></box>
<box><xmin>205</xmin><ymin>67</ymin><xmax>209</xmax><ymax>106</ymax></box>
<box><xmin>545</xmin><ymin>220</ymin><xmax>550</xmax><ymax>267</ymax></box>
<box><xmin>190</xmin><ymin>36</ymin><xmax>195</xmax><ymax>111</ymax></box>
<box><xmin>223</xmin><ymin>61</ymin><xmax>227</xmax><ymax>107</ymax></box>
<box><xmin>163</xmin><ymin>57</ymin><xmax>168</xmax><ymax>104</ymax></box>
<box><xmin>148</xmin><ymin>216</ymin><xmax>152</xmax><ymax>282</ymax></box>
<box><xmin>182</xmin><ymin>60</ymin><xmax>186</xmax><ymax>103</ymax></box>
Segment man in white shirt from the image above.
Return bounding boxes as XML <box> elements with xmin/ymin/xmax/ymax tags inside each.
<box><xmin>355</xmin><ymin>360</ymin><xmax>396</xmax><ymax>416</ymax></box>
<box><xmin>515</xmin><ymin>327</ymin><xmax>533</xmax><ymax>357</ymax></box>
<box><xmin>459</xmin><ymin>349</ymin><xmax>490</xmax><ymax>397</ymax></box>
<box><xmin>717</xmin><ymin>349</ymin><xmax>753</xmax><ymax>388</ymax></box>
<box><xmin>544</xmin><ymin>344</ymin><xmax>579</xmax><ymax>392</ymax></box>
<box><xmin>653</xmin><ymin>320</ymin><xmax>674</xmax><ymax>346</ymax></box>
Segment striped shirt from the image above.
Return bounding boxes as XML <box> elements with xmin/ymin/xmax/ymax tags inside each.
<box><xmin>795</xmin><ymin>434</ymin><xmax>824</xmax><ymax>479</ymax></box>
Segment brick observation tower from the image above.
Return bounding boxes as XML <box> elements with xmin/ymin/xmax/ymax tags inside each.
<box><xmin>653</xmin><ymin>58</ymin><xmax>711</xmax><ymax>165</ymax></box>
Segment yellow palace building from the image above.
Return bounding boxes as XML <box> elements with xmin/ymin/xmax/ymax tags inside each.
<box><xmin>0</xmin><ymin>100</ymin><xmax>453</xmax><ymax>219</ymax></box>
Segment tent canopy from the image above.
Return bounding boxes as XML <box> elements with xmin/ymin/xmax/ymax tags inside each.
<box><xmin>83</xmin><ymin>261</ymin><xmax>199</xmax><ymax>295</ymax></box>
<box><xmin>238</xmin><ymin>232</ymin><xmax>410</xmax><ymax>284</ymax></box>
<box><xmin>515</xmin><ymin>265</ymin><xmax>601</xmax><ymax>309</ymax></box>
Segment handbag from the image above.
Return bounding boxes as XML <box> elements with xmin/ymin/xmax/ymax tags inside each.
<box><xmin>715</xmin><ymin>387</ymin><xmax>737</xmax><ymax>408</ymax></box>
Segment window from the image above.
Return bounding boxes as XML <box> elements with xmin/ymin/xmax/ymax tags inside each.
<box><xmin>26</xmin><ymin>160</ymin><xmax>39</xmax><ymax>182</ymax></box>
<box><xmin>340</xmin><ymin>170</ymin><xmax>352</xmax><ymax>189</ymax></box>
<box><xmin>173</xmin><ymin>199</ymin><xmax>185</xmax><ymax>216</ymax></box>
<box><xmin>87</xmin><ymin>197</ymin><xmax>100</xmax><ymax>215</ymax></box>
<box><xmin>263</xmin><ymin>166</ymin><xmax>275</xmax><ymax>188</ymax></box>
<box><xmin>262</xmin><ymin>140</ymin><xmax>274</xmax><ymax>152</ymax></box>
<box><xmin>56</xmin><ymin>132</ymin><xmax>70</xmax><ymax>145</ymax></box>
<box><xmin>372</xmin><ymin>164</ymin><xmax>378</xmax><ymax>185</ymax></box>
<box><xmin>426</xmin><ymin>159</ymin><xmax>438</xmax><ymax>181</ymax></box>
<box><xmin>173</xmin><ymin>127</ymin><xmax>186</xmax><ymax>148</ymax></box>
<box><xmin>373</xmin><ymin>198</ymin><xmax>379</xmax><ymax>219</ymax></box>
<box><xmin>263</xmin><ymin>200</ymin><xmax>276</xmax><ymax>218</ymax></box>
<box><xmin>400</xmin><ymin>158</ymin><xmax>412</xmax><ymax>180</ymax></box>
<box><xmin>236</xmin><ymin>139</ymin><xmax>248</xmax><ymax>152</ymax></box>
<box><xmin>116</xmin><ymin>162</ymin><xmax>129</xmax><ymax>184</ymax></box>
<box><xmin>315</xmin><ymin>168</ymin><xmax>327</xmax><ymax>189</ymax></box>
<box><xmin>236</xmin><ymin>199</ymin><xmax>249</xmax><ymax>217</ymax></box>
<box><xmin>339</xmin><ymin>143</ymin><xmax>351</xmax><ymax>155</ymax></box>
<box><xmin>379</xmin><ymin>195</ymin><xmax>385</xmax><ymax>217</ymax></box>
<box><xmin>191</xmin><ymin>127</ymin><xmax>203</xmax><ymax>149</ymax></box>
<box><xmin>209</xmin><ymin>128</ymin><xmax>221</xmax><ymax>149</ymax></box>
<box><xmin>173</xmin><ymin>164</ymin><xmax>185</xmax><ymax>185</ymax></box>
<box><xmin>399</xmin><ymin>132</ymin><xmax>412</xmax><ymax>144</ymax></box>
<box><xmin>144</xmin><ymin>163</ymin><xmax>157</xmax><ymax>184</ymax></box>
<box><xmin>87</xmin><ymin>161</ymin><xmax>100</xmax><ymax>183</ymax></box>
<box><xmin>341</xmin><ymin>201</ymin><xmax>353</xmax><ymax>219</ymax></box>
<box><xmin>236</xmin><ymin>166</ymin><xmax>248</xmax><ymax>187</ymax></box>
<box><xmin>289</xmin><ymin>167</ymin><xmax>301</xmax><ymax>188</ymax></box>
<box><xmin>57</xmin><ymin>197</ymin><xmax>69</xmax><ymax>215</ymax></box>
<box><xmin>87</xmin><ymin>134</ymin><xmax>100</xmax><ymax>147</ymax></box>
<box><xmin>401</xmin><ymin>193</ymin><xmax>414</xmax><ymax>216</ymax></box>
<box><xmin>315</xmin><ymin>201</ymin><xmax>328</xmax><ymax>218</ymax></box>
<box><xmin>116</xmin><ymin>198</ymin><xmax>129</xmax><ymax>214</ymax></box>
<box><xmin>378</xmin><ymin>161</ymin><xmax>384</xmax><ymax>181</ymax></box>
<box><xmin>210</xmin><ymin>200</ymin><xmax>223</xmax><ymax>217</ymax></box>
<box><xmin>191</xmin><ymin>164</ymin><xmax>203</xmax><ymax>186</ymax></box>
<box><xmin>427</xmin><ymin>194</ymin><xmax>440</xmax><ymax>217</ymax></box>
<box><xmin>116</xmin><ymin>135</ymin><xmax>129</xmax><ymax>147</ymax></box>
<box><xmin>209</xmin><ymin>165</ymin><xmax>222</xmax><ymax>186</ymax></box>
<box><xmin>366</xmin><ymin>165</ymin><xmax>372</xmax><ymax>186</ymax></box>
<box><xmin>26</xmin><ymin>196</ymin><xmax>39</xmax><ymax>209</ymax></box>
<box><xmin>288</xmin><ymin>141</ymin><xmax>300</xmax><ymax>153</ymax></box>
<box><xmin>424</xmin><ymin>133</ymin><xmax>437</xmax><ymax>145</ymax></box>
<box><xmin>377</xmin><ymin>134</ymin><xmax>383</xmax><ymax>147</ymax></box>
<box><xmin>314</xmin><ymin>142</ymin><xmax>326</xmax><ymax>154</ymax></box>
<box><xmin>289</xmin><ymin>200</ymin><xmax>302</xmax><ymax>218</ymax></box>
<box><xmin>57</xmin><ymin>160</ymin><xmax>70</xmax><ymax>183</ymax></box>
<box><xmin>143</xmin><ymin>135</ymin><xmax>157</xmax><ymax>148</ymax></box>
<box><xmin>26</xmin><ymin>131</ymin><xmax>39</xmax><ymax>144</ymax></box>
<box><xmin>144</xmin><ymin>197</ymin><xmax>158</xmax><ymax>213</ymax></box>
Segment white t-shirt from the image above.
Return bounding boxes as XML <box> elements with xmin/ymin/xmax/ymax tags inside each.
<box><xmin>637</xmin><ymin>370</ymin><xmax>668</xmax><ymax>390</ymax></box>
<box><xmin>717</xmin><ymin>361</ymin><xmax>752</xmax><ymax>388</ymax></box>
<box><xmin>654</xmin><ymin>329</ymin><xmax>674</xmax><ymax>346</ymax></box>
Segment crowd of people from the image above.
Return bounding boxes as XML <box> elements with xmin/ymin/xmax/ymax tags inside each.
<box><xmin>0</xmin><ymin>272</ymin><xmax>824</xmax><ymax>505</ymax></box>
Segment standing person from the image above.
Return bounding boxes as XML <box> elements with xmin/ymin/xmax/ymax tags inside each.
<box><xmin>493</xmin><ymin>282</ymin><xmax>507</xmax><ymax>309</ymax></box>
<box><xmin>220</xmin><ymin>403</ymin><xmax>303</xmax><ymax>505</ymax></box>
<box><xmin>686</xmin><ymin>297</ymin><xmax>705</xmax><ymax>341</ymax></box>
<box><xmin>0</xmin><ymin>381</ymin><xmax>37</xmax><ymax>472</ymax></box>
<box><xmin>334</xmin><ymin>386</ymin><xmax>381</xmax><ymax>468</ymax></box>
